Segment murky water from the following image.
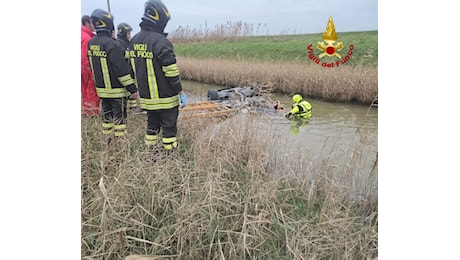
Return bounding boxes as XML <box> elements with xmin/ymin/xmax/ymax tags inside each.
<box><xmin>182</xmin><ymin>80</ymin><xmax>378</xmax><ymax>188</ymax></box>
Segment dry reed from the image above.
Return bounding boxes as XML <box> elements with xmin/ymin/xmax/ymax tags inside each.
<box><xmin>177</xmin><ymin>57</ymin><xmax>378</xmax><ymax>105</ymax></box>
<box><xmin>169</xmin><ymin>21</ymin><xmax>269</xmax><ymax>43</ymax></box>
<box><xmin>81</xmin><ymin>111</ymin><xmax>377</xmax><ymax>259</ymax></box>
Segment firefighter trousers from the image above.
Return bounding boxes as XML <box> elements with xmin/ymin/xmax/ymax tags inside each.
<box><xmin>101</xmin><ymin>97</ymin><xmax>128</xmax><ymax>137</ymax></box>
<box><xmin>145</xmin><ymin>107</ymin><xmax>179</xmax><ymax>150</ymax></box>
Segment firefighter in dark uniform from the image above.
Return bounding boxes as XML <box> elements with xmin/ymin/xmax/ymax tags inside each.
<box><xmin>116</xmin><ymin>22</ymin><xmax>138</xmax><ymax>111</ymax></box>
<box><xmin>88</xmin><ymin>9</ymin><xmax>138</xmax><ymax>140</ymax></box>
<box><xmin>130</xmin><ymin>0</ymin><xmax>187</xmax><ymax>156</ymax></box>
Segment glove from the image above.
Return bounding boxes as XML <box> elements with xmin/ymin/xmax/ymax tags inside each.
<box><xmin>129</xmin><ymin>92</ymin><xmax>139</xmax><ymax>100</ymax></box>
<box><xmin>284</xmin><ymin>112</ymin><xmax>292</xmax><ymax>118</ymax></box>
<box><xmin>179</xmin><ymin>92</ymin><xmax>187</xmax><ymax>108</ymax></box>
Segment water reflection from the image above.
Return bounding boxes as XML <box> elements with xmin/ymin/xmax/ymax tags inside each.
<box><xmin>287</xmin><ymin>117</ymin><xmax>311</xmax><ymax>135</ymax></box>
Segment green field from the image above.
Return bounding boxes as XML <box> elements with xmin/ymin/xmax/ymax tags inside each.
<box><xmin>173</xmin><ymin>31</ymin><xmax>378</xmax><ymax>67</ymax></box>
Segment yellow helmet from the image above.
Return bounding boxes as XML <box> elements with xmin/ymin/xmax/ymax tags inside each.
<box><xmin>292</xmin><ymin>94</ymin><xmax>302</xmax><ymax>103</ymax></box>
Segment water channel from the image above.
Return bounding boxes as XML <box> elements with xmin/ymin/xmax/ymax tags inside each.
<box><xmin>182</xmin><ymin>80</ymin><xmax>378</xmax><ymax>194</ymax></box>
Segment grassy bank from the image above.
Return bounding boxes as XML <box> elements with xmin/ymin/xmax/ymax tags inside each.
<box><xmin>81</xmin><ymin>112</ymin><xmax>378</xmax><ymax>259</ymax></box>
<box><xmin>173</xmin><ymin>31</ymin><xmax>378</xmax><ymax>67</ymax></box>
<box><xmin>172</xmin><ymin>31</ymin><xmax>378</xmax><ymax>105</ymax></box>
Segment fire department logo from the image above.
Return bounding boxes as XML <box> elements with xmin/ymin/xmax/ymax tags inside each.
<box><xmin>306</xmin><ymin>16</ymin><xmax>354</xmax><ymax>68</ymax></box>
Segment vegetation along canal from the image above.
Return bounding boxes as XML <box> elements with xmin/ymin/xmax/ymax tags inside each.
<box><xmin>182</xmin><ymin>79</ymin><xmax>378</xmax><ymax>196</ymax></box>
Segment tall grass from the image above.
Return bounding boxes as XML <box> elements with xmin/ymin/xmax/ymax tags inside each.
<box><xmin>170</xmin><ymin>21</ymin><xmax>269</xmax><ymax>43</ymax></box>
<box><xmin>177</xmin><ymin>57</ymin><xmax>377</xmax><ymax>105</ymax></box>
<box><xmin>81</xmin><ymin>111</ymin><xmax>378</xmax><ymax>259</ymax></box>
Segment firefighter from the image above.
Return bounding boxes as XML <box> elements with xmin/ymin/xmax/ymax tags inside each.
<box><xmin>130</xmin><ymin>0</ymin><xmax>187</xmax><ymax>158</ymax></box>
<box><xmin>116</xmin><ymin>22</ymin><xmax>138</xmax><ymax>111</ymax></box>
<box><xmin>284</xmin><ymin>94</ymin><xmax>312</xmax><ymax>135</ymax></box>
<box><xmin>116</xmin><ymin>22</ymin><xmax>133</xmax><ymax>59</ymax></box>
<box><xmin>284</xmin><ymin>94</ymin><xmax>312</xmax><ymax>119</ymax></box>
<box><xmin>81</xmin><ymin>15</ymin><xmax>100</xmax><ymax>116</ymax></box>
<box><xmin>88</xmin><ymin>9</ymin><xmax>139</xmax><ymax>141</ymax></box>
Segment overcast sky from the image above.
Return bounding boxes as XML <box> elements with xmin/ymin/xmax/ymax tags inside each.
<box><xmin>80</xmin><ymin>0</ymin><xmax>378</xmax><ymax>36</ymax></box>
